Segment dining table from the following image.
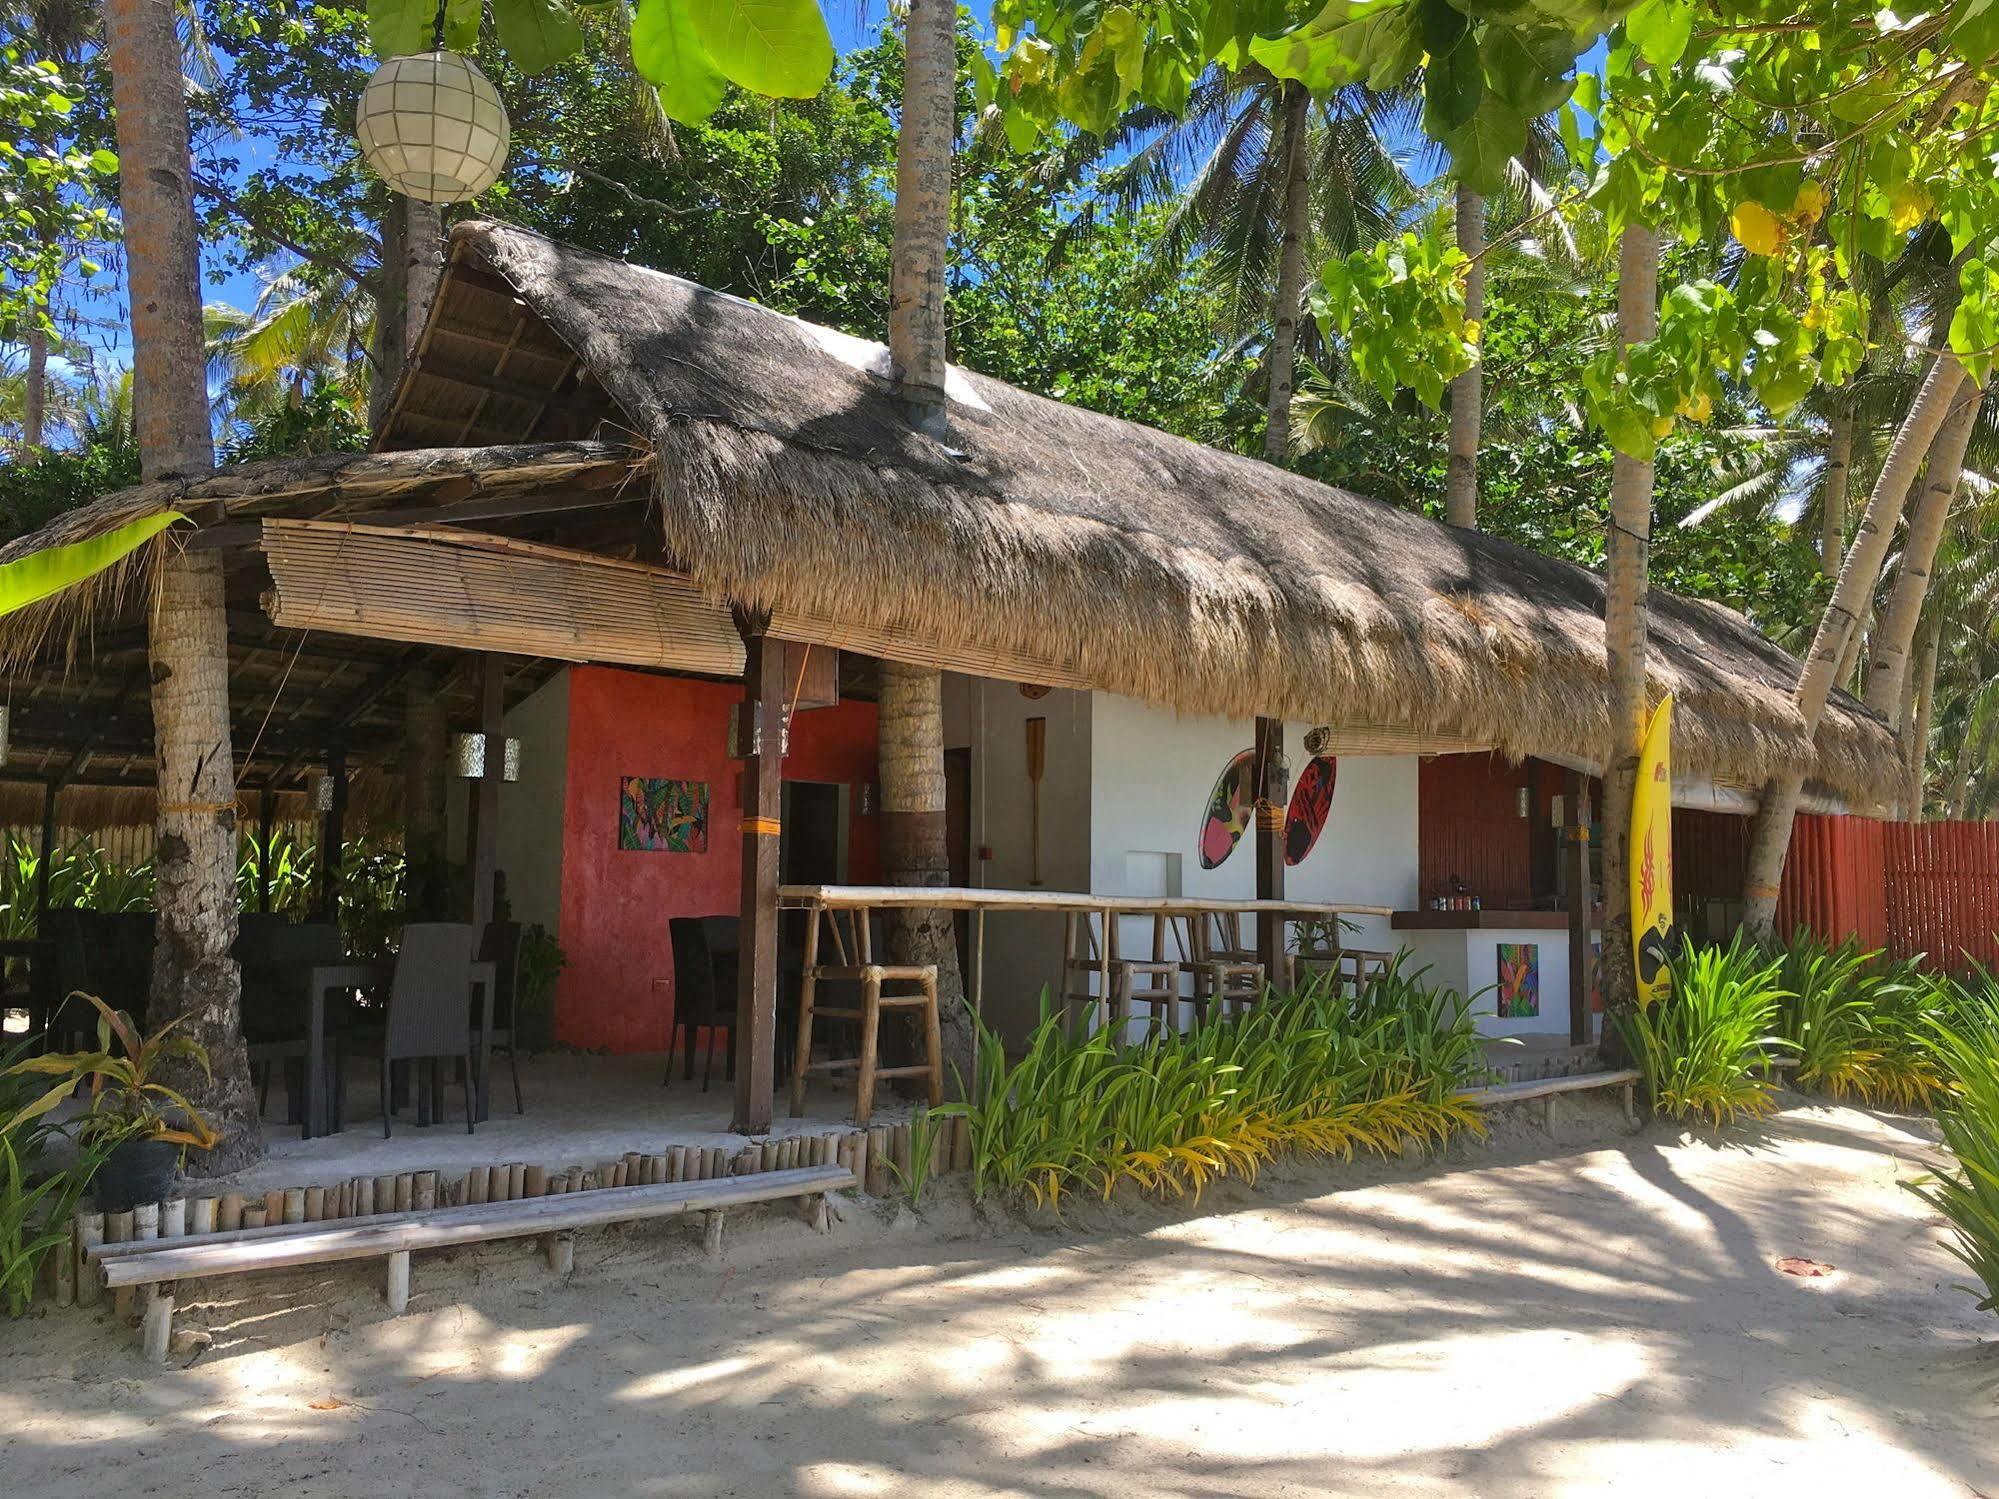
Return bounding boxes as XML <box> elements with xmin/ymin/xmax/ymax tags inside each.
<box><xmin>297</xmin><ymin>958</ymin><xmax>497</xmax><ymax>1140</ymax></box>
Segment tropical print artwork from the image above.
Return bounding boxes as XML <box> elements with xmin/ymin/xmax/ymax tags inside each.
<box><xmin>619</xmin><ymin>777</ymin><xmax>709</xmax><ymax>853</ymax></box>
<box><xmin>1496</xmin><ymin>942</ymin><xmax>1540</xmax><ymax>1018</ymax></box>
<box><xmin>1284</xmin><ymin>754</ymin><xmax>1337</xmax><ymax>866</ymax></box>
<box><xmin>1198</xmin><ymin>748</ymin><xmax>1258</xmax><ymax>870</ymax></box>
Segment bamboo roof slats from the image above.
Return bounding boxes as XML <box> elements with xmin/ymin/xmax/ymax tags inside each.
<box><xmin>259</xmin><ymin>518</ymin><xmax>747</xmax><ymax>675</ymax></box>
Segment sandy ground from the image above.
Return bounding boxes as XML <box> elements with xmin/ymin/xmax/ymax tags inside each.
<box><xmin>2</xmin><ymin>1095</ymin><xmax>1994</xmax><ymax>1497</ymax></box>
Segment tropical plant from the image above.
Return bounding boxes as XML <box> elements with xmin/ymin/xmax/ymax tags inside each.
<box><xmin>887</xmin><ymin>1108</ymin><xmax>943</xmax><ymax>1207</ymax></box>
<box><xmin>1905</xmin><ymin>975</ymin><xmax>1999</xmax><ymax>1314</ymax></box>
<box><xmin>0</xmin><ymin>1036</ymin><xmax>124</xmax><ymax>1317</ymax></box>
<box><xmin>943</xmin><ymin>961</ymin><xmax>1487</xmax><ymax>1210</ymax></box>
<box><xmin>6</xmin><ymin>994</ymin><xmax>219</xmax><ymax>1151</ymax></box>
<box><xmin>1775</xmin><ymin>930</ymin><xmax>1949</xmax><ymax>1110</ymax></box>
<box><xmin>1616</xmin><ymin>936</ymin><xmax>1791</xmax><ymax>1128</ymax></box>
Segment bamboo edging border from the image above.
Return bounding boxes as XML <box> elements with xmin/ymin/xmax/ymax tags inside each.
<box><xmin>50</xmin><ymin>1115</ymin><xmax>974</xmax><ymax>1309</ymax></box>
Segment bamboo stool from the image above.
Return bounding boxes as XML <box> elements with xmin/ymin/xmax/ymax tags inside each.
<box><xmin>1110</xmin><ymin>913</ymin><xmax>1184</xmax><ymax>1041</ymax></box>
<box><xmin>788</xmin><ymin>907</ymin><xmax>942</xmax><ymax>1125</ymax></box>
<box><xmin>1194</xmin><ymin>910</ymin><xmax>1266</xmax><ymax>1017</ymax></box>
<box><xmin>1059</xmin><ymin>909</ymin><xmax>1115</xmax><ymax>1031</ymax></box>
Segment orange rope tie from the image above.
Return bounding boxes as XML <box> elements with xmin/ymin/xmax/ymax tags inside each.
<box><xmin>739</xmin><ymin>816</ymin><xmax>782</xmax><ymax>837</ymax></box>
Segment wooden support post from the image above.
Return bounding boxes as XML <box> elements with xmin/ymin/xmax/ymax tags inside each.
<box><xmin>545</xmin><ymin>1232</ymin><xmax>575</xmax><ymax>1275</ymax></box>
<box><xmin>54</xmin><ymin>1221</ymin><xmax>75</xmax><ymax>1306</ymax></box>
<box><xmin>385</xmin><ymin>1250</ymin><xmax>411</xmax><ymax>1313</ymax></box>
<box><xmin>303</xmin><ymin>1186</ymin><xmax>324</xmax><ymax>1223</ymax></box>
<box><xmin>316</xmin><ymin>746</ymin><xmax>348</xmax><ymax>922</ymax></box>
<box><xmin>804</xmin><ymin>1193</ymin><xmax>831</xmax><ymax>1234</ymax></box>
<box><xmin>702</xmin><ymin>1209</ymin><xmax>724</xmax><ymax>1256</ymax></box>
<box><xmin>34</xmin><ymin>778</ymin><xmax>56</xmax><ymax>927</ymax></box>
<box><xmin>465</xmin><ymin>653</ymin><xmax>505</xmax><ymax>928</ymax></box>
<box><xmin>256</xmin><ymin>787</ymin><xmax>275</xmax><ymax>913</ymax></box>
<box><xmin>190</xmin><ymin>1198</ymin><xmax>216</xmax><ymax>1236</ymax></box>
<box><xmin>142</xmin><ymin>1286</ymin><xmax>174</xmax><ymax>1364</ymax></box>
<box><xmin>161</xmin><ymin>1199</ymin><xmax>186</xmax><ymax>1238</ymax></box>
<box><xmin>75</xmin><ymin>1213</ymin><xmax>103</xmax><ymax>1306</ymax></box>
<box><xmin>282</xmin><ymin>1189</ymin><xmax>305</xmax><ymax>1225</ymax></box>
<box><xmin>240</xmin><ymin>1205</ymin><xmax>267</xmax><ymax>1229</ymax></box>
<box><xmin>865</xmin><ymin>1126</ymin><xmax>890</xmax><ymax>1196</ymax></box>
<box><xmin>393</xmin><ymin>1174</ymin><xmax>413</xmax><ymax>1213</ymax></box>
<box><xmin>1566</xmin><ymin>769</ymin><xmax>1592</xmax><ymax>1047</ymax></box>
<box><xmin>732</xmin><ymin>611</ymin><xmax>784</xmax><ymax>1136</ymax></box>
<box><xmin>217</xmin><ymin>1193</ymin><xmax>243</xmax><ymax>1232</ymax></box>
<box><xmin>1253</xmin><ymin>716</ymin><xmax>1287</xmax><ymax>989</ymax></box>
<box><xmin>467</xmin><ymin>1166</ymin><xmax>489</xmax><ymax>1205</ymax></box>
<box><xmin>414</xmin><ymin>1171</ymin><xmax>437</xmax><ymax>1211</ymax></box>
<box><xmin>263</xmin><ymin>1189</ymin><xmax>285</xmax><ymax>1225</ymax></box>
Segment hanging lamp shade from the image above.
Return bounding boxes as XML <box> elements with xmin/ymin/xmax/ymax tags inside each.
<box><xmin>355</xmin><ymin>51</ymin><xmax>510</xmax><ymax>203</ymax></box>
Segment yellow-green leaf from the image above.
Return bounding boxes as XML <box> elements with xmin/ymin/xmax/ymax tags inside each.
<box><xmin>633</xmin><ymin>0</ymin><xmax>729</xmax><ymax>124</ymax></box>
<box><xmin>682</xmin><ymin>0</ymin><xmax>833</xmax><ymax>101</ymax></box>
<box><xmin>0</xmin><ymin>511</ymin><xmax>188</xmax><ymax>621</ymax></box>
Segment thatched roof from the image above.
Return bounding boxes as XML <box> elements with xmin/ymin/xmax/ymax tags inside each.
<box><xmin>424</xmin><ymin>220</ymin><xmax>1895</xmax><ymax>808</ymax></box>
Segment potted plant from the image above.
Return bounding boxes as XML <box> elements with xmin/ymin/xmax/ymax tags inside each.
<box><xmin>515</xmin><ymin>925</ymin><xmax>567</xmax><ymax>1053</ymax></box>
<box><xmin>6</xmin><ymin>993</ymin><xmax>218</xmax><ymax>1212</ymax></box>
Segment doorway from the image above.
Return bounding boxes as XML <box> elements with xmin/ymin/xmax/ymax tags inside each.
<box><xmin>781</xmin><ymin>781</ymin><xmax>845</xmax><ymax>886</ymax></box>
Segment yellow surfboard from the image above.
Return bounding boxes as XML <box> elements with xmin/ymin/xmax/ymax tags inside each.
<box><xmin>1630</xmin><ymin>695</ymin><xmax>1675</xmax><ymax>1007</ymax></box>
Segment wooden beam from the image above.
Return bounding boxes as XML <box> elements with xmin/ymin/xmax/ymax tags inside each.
<box><xmin>733</xmin><ymin>610</ymin><xmax>784</xmax><ymax>1136</ymax></box>
<box><xmin>316</xmin><ymin>748</ymin><xmax>347</xmax><ymax>921</ymax></box>
<box><xmin>1253</xmin><ymin>716</ymin><xmax>1287</xmax><ymax>988</ymax></box>
<box><xmin>408</xmin><ymin>352</ymin><xmax>598</xmax><ymax>417</ymax></box>
<box><xmin>1566</xmin><ymin>769</ymin><xmax>1591</xmax><ymax>1046</ymax></box>
<box><xmin>190</xmin><ymin>486</ymin><xmax>640</xmax><ymax>551</ymax></box>
<box><xmin>465</xmin><ymin>653</ymin><xmax>504</xmax><ymax>928</ymax></box>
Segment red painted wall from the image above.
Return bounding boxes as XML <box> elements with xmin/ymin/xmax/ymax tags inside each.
<box><xmin>555</xmin><ymin>666</ymin><xmax>880</xmax><ymax>1053</ymax></box>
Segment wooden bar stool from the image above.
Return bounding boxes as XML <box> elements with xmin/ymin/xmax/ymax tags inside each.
<box><xmin>1192</xmin><ymin>910</ymin><xmax>1265</xmax><ymax>1018</ymax></box>
<box><xmin>1060</xmin><ymin>908</ymin><xmax>1116</xmax><ymax>1032</ymax></box>
<box><xmin>1110</xmin><ymin>912</ymin><xmax>1183</xmax><ymax>1041</ymax></box>
<box><xmin>788</xmin><ymin>907</ymin><xmax>942</xmax><ymax>1125</ymax></box>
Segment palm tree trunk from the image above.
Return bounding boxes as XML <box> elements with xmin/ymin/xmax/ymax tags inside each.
<box><xmin>1742</xmin><ymin>350</ymin><xmax>1970</xmax><ymax>940</ymax></box>
<box><xmin>1598</xmin><ymin>221</ymin><xmax>1659</xmax><ymax>1038</ymax></box>
<box><xmin>1263</xmin><ymin>82</ymin><xmax>1310</xmax><ymax>465</ymax></box>
<box><xmin>368</xmin><ymin>196</ymin><xmax>445</xmax><ymax>430</ymax></box>
<box><xmin>1902</xmin><ymin>621</ymin><xmax>1938</xmax><ymax>820</ymax></box>
<box><xmin>106</xmin><ymin>0</ymin><xmax>260</xmax><ymax>1170</ymax></box>
<box><xmin>880</xmin><ymin>0</ymin><xmax>970</xmax><ymax>1088</ymax></box>
<box><xmin>22</xmin><ymin>320</ymin><xmax>47</xmax><ymax>450</ymax></box>
<box><xmin>1444</xmin><ymin>184</ymin><xmax>1484</xmax><ymax>528</ymax></box>
<box><xmin>1817</xmin><ymin>406</ymin><xmax>1854</xmax><ymax>578</ymax></box>
<box><xmin>887</xmin><ymin>0</ymin><xmax>954</xmax><ymax>431</ymax></box>
<box><xmin>1948</xmin><ymin>707</ymin><xmax>1993</xmax><ymax>819</ymax></box>
<box><xmin>877</xmin><ymin>663</ymin><xmax>972</xmax><ymax>1082</ymax></box>
<box><xmin>1862</xmin><ymin>377</ymin><xmax>1986</xmax><ymax>725</ymax></box>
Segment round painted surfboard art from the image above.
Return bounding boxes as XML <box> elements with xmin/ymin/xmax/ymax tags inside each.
<box><xmin>1284</xmin><ymin>754</ymin><xmax>1337</xmax><ymax>866</ymax></box>
<box><xmin>1198</xmin><ymin>748</ymin><xmax>1258</xmax><ymax>869</ymax></box>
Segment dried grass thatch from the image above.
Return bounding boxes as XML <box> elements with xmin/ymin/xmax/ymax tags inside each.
<box><xmin>452</xmin><ymin>221</ymin><xmax>1899</xmax><ymax>809</ymax></box>
<box><xmin>0</xmin><ymin>440</ymin><xmax>645</xmax><ymax>665</ymax></box>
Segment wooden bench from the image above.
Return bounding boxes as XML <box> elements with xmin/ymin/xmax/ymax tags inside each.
<box><xmin>1463</xmin><ymin>1068</ymin><xmax>1643</xmax><ymax>1128</ymax></box>
<box><xmin>90</xmin><ymin>1164</ymin><xmax>853</xmax><ymax>1363</ymax></box>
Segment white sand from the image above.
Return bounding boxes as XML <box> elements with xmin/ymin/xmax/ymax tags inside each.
<box><xmin>2</xmin><ymin>1096</ymin><xmax>1993</xmax><ymax>1496</ymax></box>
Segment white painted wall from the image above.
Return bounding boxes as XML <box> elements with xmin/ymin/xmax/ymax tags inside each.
<box><xmin>443</xmin><ymin>668</ymin><xmax>571</xmax><ymax>938</ymax></box>
<box><xmin>497</xmin><ymin>669</ymin><xmax>571</xmax><ymax>937</ymax></box>
<box><xmin>1399</xmin><ymin>924</ymin><xmax>1600</xmax><ymax>1037</ymax></box>
<box><xmin>943</xmin><ymin>674</ymin><xmax>1091</xmax><ymax>1041</ymax></box>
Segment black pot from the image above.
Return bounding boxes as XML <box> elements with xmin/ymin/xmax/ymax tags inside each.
<box><xmin>94</xmin><ymin>1138</ymin><xmax>180</xmax><ymax>1214</ymax></box>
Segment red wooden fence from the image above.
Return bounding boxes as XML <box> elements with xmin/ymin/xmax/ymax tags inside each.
<box><xmin>1780</xmin><ymin>816</ymin><xmax>1999</xmax><ymax>971</ymax></box>
<box><xmin>1881</xmin><ymin>821</ymin><xmax>1999</xmax><ymax>972</ymax></box>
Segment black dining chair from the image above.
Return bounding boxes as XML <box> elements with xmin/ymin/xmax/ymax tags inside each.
<box><xmin>338</xmin><ymin>922</ymin><xmax>479</xmax><ymax>1136</ymax></box>
<box><xmin>476</xmin><ymin>920</ymin><xmax>526</xmax><ymax>1114</ymax></box>
<box><xmin>666</xmin><ymin>917</ymin><xmax>734</xmax><ymax>1090</ymax></box>
<box><xmin>237</xmin><ymin>919</ymin><xmax>345</xmax><ymax>1123</ymax></box>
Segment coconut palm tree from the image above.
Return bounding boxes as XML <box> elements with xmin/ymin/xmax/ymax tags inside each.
<box><xmin>102</xmin><ymin>0</ymin><xmax>261</xmax><ymax>1169</ymax></box>
<box><xmin>880</xmin><ymin>0</ymin><xmax>972</xmax><ymax>1086</ymax></box>
<box><xmin>1084</xmin><ymin>68</ymin><xmax>1411</xmax><ymax>462</ymax></box>
<box><xmin>1597</xmin><ymin>220</ymin><xmax>1660</xmax><ymax>1027</ymax></box>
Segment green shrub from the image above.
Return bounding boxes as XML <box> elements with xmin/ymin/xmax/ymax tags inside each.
<box><xmin>0</xmin><ymin>1035</ymin><xmax>124</xmax><ymax>1317</ymax></box>
<box><xmin>1905</xmin><ymin>980</ymin><xmax>1999</xmax><ymax>1314</ymax></box>
<box><xmin>942</xmin><ymin>958</ymin><xmax>1489</xmax><ymax>1210</ymax></box>
<box><xmin>1775</xmin><ymin>929</ymin><xmax>1949</xmax><ymax>1110</ymax></box>
<box><xmin>1618</xmin><ymin>935</ymin><xmax>1790</xmax><ymax>1127</ymax></box>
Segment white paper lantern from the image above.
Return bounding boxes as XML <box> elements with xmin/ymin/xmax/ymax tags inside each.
<box><xmin>356</xmin><ymin>52</ymin><xmax>509</xmax><ymax>204</ymax></box>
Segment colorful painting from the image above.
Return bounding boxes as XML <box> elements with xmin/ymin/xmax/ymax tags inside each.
<box><xmin>1496</xmin><ymin>942</ymin><xmax>1540</xmax><ymax>1018</ymax></box>
<box><xmin>1284</xmin><ymin>754</ymin><xmax>1338</xmax><ymax>866</ymax></box>
<box><xmin>618</xmin><ymin>777</ymin><xmax>709</xmax><ymax>853</ymax></box>
<box><xmin>1198</xmin><ymin>748</ymin><xmax>1258</xmax><ymax>870</ymax></box>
